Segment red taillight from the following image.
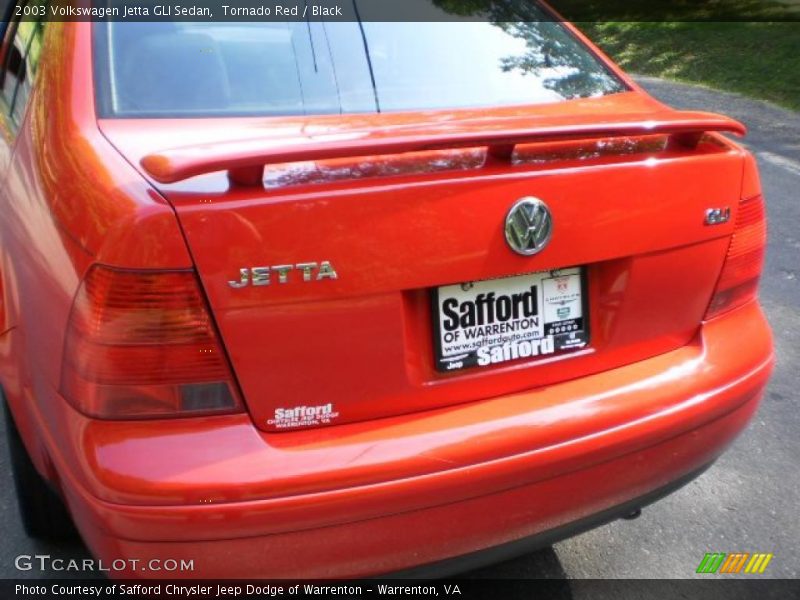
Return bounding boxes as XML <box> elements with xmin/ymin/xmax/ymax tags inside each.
<box><xmin>60</xmin><ymin>265</ymin><xmax>242</xmax><ymax>419</ymax></box>
<box><xmin>705</xmin><ymin>194</ymin><xmax>767</xmax><ymax>319</ymax></box>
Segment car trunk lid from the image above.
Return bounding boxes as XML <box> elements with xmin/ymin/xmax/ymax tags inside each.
<box><xmin>100</xmin><ymin>93</ymin><xmax>748</xmax><ymax>431</ymax></box>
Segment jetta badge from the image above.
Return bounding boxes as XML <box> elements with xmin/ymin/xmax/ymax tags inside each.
<box><xmin>504</xmin><ymin>197</ymin><xmax>553</xmax><ymax>256</ymax></box>
<box><xmin>228</xmin><ymin>261</ymin><xmax>338</xmax><ymax>288</ymax></box>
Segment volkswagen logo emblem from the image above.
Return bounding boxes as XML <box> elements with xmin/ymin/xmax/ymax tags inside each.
<box><xmin>504</xmin><ymin>197</ymin><xmax>553</xmax><ymax>256</ymax></box>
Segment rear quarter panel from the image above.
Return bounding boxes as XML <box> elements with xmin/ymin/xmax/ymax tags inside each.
<box><xmin>0</xmin><ymin>23</ymin><xmax>191</xmax><ymax>481</ymax></box>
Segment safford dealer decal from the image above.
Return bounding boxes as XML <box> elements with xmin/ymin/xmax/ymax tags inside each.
<box><xmin>268</xmin><ymin>403</ymin><xmax>340</xmax><ymax>429</ymax></box>
<box><xmin>434</xmin><ymin>268</ymin><xmax>588</xmax><ymax>371</ymax></box>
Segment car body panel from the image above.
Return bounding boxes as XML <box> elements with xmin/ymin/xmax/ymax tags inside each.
<box><xmin>54</xmin><ymin>302</ymin><xmax>771</xmax><ymax>577</ymax></box>
<box><xmin>62</xmin><ymin>301</ymin><xmax>772</xmax><ymax>510</ymax></box>
<box><xmin>100</xmin><ymin>97</ymin><xmax>749</xmax><ymax>431</ymax></box>
<box><xmin>0</xmin><ymin>19</ymin><xmax>774</xmax><ymax>579</ymax></box>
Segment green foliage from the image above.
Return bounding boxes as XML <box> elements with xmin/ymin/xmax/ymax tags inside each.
<box><xmin>553</xmin><ymin>0</ymin><xmax>800</xmax><ymax>21</ymax></box>
<box><xmin>428</xmin><ymin>2</ymin><xmax>800</xmax><ymax>110</ymax></box>
<box><xmin>580</xmin><ymin>22</ymin><xmax>800</xmax><ymax>111</ymax></box>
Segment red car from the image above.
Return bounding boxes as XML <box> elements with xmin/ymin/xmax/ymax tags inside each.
<box><xmin>0</xmin><ymin>6</ymin><xmax>773</xmax><ymax>579</ymax></box>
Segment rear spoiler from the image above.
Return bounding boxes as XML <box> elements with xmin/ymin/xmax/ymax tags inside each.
<box><xmin>140</xmin><ymin>111</ymin><xmax>746</xmax><ymax>186</ymax></box>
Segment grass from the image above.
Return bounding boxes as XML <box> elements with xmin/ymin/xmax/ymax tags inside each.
<box><xmin>576</xmin><ymin>22</ymin><xmax>800</xmax><ymax>111</ymax></box>
<box><xmin>440</xmin><ymin>1</ymin><xmax>800</xmax><ymax>111</ymax></box>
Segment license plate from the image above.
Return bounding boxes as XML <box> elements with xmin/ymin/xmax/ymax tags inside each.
<box><xmin>433</xmin><ymin>268</ymin><xmax>589</xmax><ymax>372</ymax></box>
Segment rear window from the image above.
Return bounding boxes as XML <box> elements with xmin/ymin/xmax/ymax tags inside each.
<box><xmin>94</xmin><ymin>3</ymin><xmax>626</xmax><ymax>118</ymax></box>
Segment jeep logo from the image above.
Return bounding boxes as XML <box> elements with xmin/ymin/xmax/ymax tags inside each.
<box><xmin>228</xmin><ymin>262</ymin><xmax>338</xmax><ymax>288</ymax></box>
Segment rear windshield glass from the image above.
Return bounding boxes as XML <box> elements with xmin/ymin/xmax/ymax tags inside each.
<box><xmin>94</xmin><ymin>3</ymin><xmax>626</xmax><ymax>118</ymax></box>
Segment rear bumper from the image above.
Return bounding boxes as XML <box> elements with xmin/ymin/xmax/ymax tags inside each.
<box><xmin>56</xmin><ymin>302</ymin><xmax>772</xmax><ymax>578</ymax></box>
<box><xmin>391</xmin><ymin>462</ymin><xmax>713</xmax><ymax>579</ymax></box>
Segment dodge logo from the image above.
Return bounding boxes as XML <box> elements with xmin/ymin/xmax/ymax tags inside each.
<box><xmin>504</xmin><ymin>197</ymin><xmax>553</xmax><ymax>256</ymax></box>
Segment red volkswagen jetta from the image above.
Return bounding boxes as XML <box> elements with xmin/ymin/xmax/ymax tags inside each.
<box><xmin>0</xmin><ymin>5</ymin><xmax>773</xmax><ymax>579</ymax></box>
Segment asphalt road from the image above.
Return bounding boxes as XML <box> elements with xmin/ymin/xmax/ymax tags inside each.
<box><xmin>0</xmin><ymin>79</ymin><xmax>798</xmax><ymax>586</ymax></box>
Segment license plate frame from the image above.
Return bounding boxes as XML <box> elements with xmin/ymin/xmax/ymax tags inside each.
<box><xmin>432</xmin><ymin>268</ymin><xmax>590</xmax><ymax>372</ymax></box>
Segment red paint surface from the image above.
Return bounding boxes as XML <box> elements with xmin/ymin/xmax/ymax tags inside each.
<box><xmin>0</xmin><ymin>22</ymin><xmax>772</xmax><ymax>578</ymax></box>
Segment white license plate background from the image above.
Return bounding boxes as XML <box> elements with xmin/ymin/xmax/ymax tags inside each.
<box><xmin>433</xmin><ymin>268</ymin><xmax>588</xmax><ymax>371</ymax></box>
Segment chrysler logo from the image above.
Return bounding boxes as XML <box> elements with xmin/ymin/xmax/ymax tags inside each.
<box><xmin>504</xmin><ymin>197</ymin><xmax>553</xmax><ymax>256</ymax></box>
